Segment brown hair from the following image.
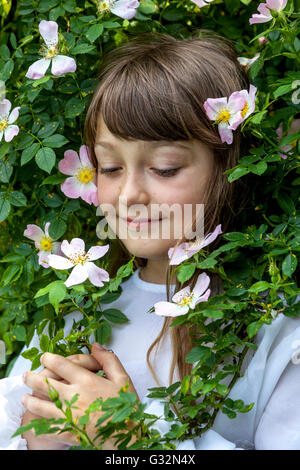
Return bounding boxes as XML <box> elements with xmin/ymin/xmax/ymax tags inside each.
<box><xmin>84</xmin><ymin>29</ymin><xmax>252</xmax><ymax>387</ymax></box>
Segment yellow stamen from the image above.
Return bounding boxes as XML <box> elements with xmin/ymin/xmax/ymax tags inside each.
<box><xmin>40</xmin><ymin>237</ymin><xmax>53</xmax><ymax>251</ymax></box>
<box><xmin>68</xmin><ymin>250</ymin><xmax>90</xmax><ymax>265</ymax></box>
<box><xmin>0</xmin><ymin>119</ymin><xmax>8</xmax><ymax>131</ymax></box>
<box><xmin>76</xmin><ymin>167</ymin><xmax>96</xmax><ymax>184</ymax></box>
<box><xmin>176</xmin><ymin>292</ymin><xmax>195</xmax><ymax>307</ymax></box>
<box><xmin>241</xmin><ymin>101</ymin><xmax>249</xmax><ymax>118</ymax></box>
<box><xmin>216</xmin><ymin>108</ymin><xmax>231</xmax><ymax>124</ymax></box>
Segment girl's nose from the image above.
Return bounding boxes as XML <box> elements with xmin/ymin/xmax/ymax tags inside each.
<box><xmin>118</xmin><ymin>172</ymin><xmax>150</xmax><ymax>207</ymax></box>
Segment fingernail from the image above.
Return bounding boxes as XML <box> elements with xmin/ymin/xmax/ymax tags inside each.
<box><xmin>94</xmin><ymin>342</ymin><xmax>106</xmax><ymax>350</ymax></box>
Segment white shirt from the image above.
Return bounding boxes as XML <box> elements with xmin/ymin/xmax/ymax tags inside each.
<box><xmin>1</xmin><ymin>268</ymin><xmax>300</xmax><ymax>450</ymax></box>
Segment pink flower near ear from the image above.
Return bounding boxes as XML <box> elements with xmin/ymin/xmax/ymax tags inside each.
<box><xmin>154</xmin><ymin>273</ymin><xmax>211</xmax><ymax>317</ymax></box>
<box><xmin>59</xmin><ymin>145</ymin><xmax>98</xmax><ymax>206</ymax></box>
<box><xmin>168</xmin><ymin>224</ymin><xmax>222</xmax><ymax>266</ymax></box>
<box><xmin>0</xmin><ymin>99</ymin><xmax>20</xmax><ymax>143</ymax></box>
<box><xmin>24</xmin><ymin>221</ymin><xmax>62</xmax><ymax>268</ymax></box>
<box><xmin>249</xmin><ymin>0</ymin><xmax>288</xmax><ymax>25</ymax></box>
<box><xmin>204</xmin><ymin>93</ymin><xmax>245</xmax><ymax>145</ymax></box>
<box><xmin>97</xmin><ymin>0</ymin><xmax>140</xmax><ymax>19</ymax></box>
<box><xmin>276</xmin><ymin>120</ymin><xmax>300</xmax><ymax>159</ymax></box>
<box><xmin>26</xmin><ymin>20</ymin><xmax>76</xmax><ymax>80</ymax></box>
<box><xmin>231</xmin><ymin>84</ymin><xmax>257</xmax><ymax>121</ymax></box>
<box><xmin>48</xmin><ymin>238</ymin><xmax>110</xmax><ymax>288</ymax></box>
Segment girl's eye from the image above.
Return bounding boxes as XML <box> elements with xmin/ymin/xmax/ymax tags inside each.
<box><xmin>99</xmin><ymin>168</ymin><xmax>180</xmax><ymax>177</ymax></box>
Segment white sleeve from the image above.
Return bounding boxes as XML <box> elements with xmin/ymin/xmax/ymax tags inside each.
<box><xmin>255</xmin><ymin>359</ymin><xmax>300</xmax><ymax>450</ymax></box>
<box><xmin>0</xmin><ymin>309</ymin><xmax>83</xmax><ymax>450</ymax></box>
<box><xmin>143</xmin><ymin>397</ymin><xmax>243</xmax><ymax>450</ymax></box>
<box><xmin>0</xmin><ymin>375</ymin><xmax>31</xmax><ymax>450</ymax></box>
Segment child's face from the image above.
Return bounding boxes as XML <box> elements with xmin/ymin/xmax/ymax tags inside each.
<box><xmin>94</xmin><ymin>114</ymin><xmax>214</xmax><ymax>260</ymax></box>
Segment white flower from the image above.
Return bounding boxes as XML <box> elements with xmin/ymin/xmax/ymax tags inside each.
<box><xmin>0</xmin><ymin>99</ymin><xmax>20</xmax><ymax>143</ymax></box>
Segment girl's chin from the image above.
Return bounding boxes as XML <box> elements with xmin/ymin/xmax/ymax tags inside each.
<box><xmin>120</xmin><ymin>238</ymin><xmax>174</xmax><ymax>259</ymax></box>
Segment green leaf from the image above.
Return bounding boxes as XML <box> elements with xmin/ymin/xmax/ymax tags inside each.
<box><xmin>71</xmin><ymin>43</ymin><xmax>96</xmax><ymax>55</ymax></box>
<box><xmin>21</xmin><ymin>347</ymin><xmax>39</xmax><ymax>360</ymax></box>
<box><xmin>12</xmin><ymin>325</ymin><xmax>27</xmax><ymax>342</ymax></box>
<box><xmin>248</xmin><ymin>281</ymin><xmax>270</xmax><ymax>292</ymax></box>
<box><xmin>138</xmin><ymin>0</ymin><xmax>157</xmax><ymax>14</ymax></box>
<box><xmin>41</xmin><ymin>174</ymin><xmax>66</xmax><ymax>185</ymax></box>
<box><xmin>0</xmin><ymin>142</ymin><xmax>10</xmax><ymax>159</ymax></box>
<box><xmin>181</xmin><ymin>376</ymin><xmax>189</xmax><ymax>396</ymax></box>
<box><xmin>185</xmin><ymin>345</ymin><xmax>212</xmax><ymax>364</ymax></box>
<box><xmin>162</xmin><ymin>5</ymin><xmax>186</xmax><ymax>21</ymax></box>
<box><xmin>40</xmin><ymin>334</ymin><xmax>50</xmax><ymax>352</ymax></box>
<box><xmin>96</xmin><ymin>322</ymin><xmax>111</xmax><ymax>344</ymax></box>
<box><xmin>35</xmin><ymin>147</ymin><xmax>56</xmax><ymax>174</ymax></box>
<box><xmin>65</xmin><ymin>97</ymin><xmax>85</xmax><ymax>118</ymax></box>
<box><xmin>0</xmin><ymin>159</ymin><xmax>13</xmax><ymax>182</ymax></box>
<box><xmin>49</xmin><ymin>283</ymin><xmax>67</xmax><ymax>313</ymax></box>
<box><xmin>21</xmin><ymin>143</ymin><xmax>40</xmax><ymax>166</ymax></box>
<box><xmin>0</xmin><ymin>197</ymin><xmax>10</xmax><ymax>222</ymax></box>
<box><xmin>37</xmin><ymin>122</ymin><xmax>60</xmax><ymax>139</ymax></box>
<box><xmin>102</xmin><ymin>21</ymin><xmax>121</xmax><ymax>28</ymax></box>
<box><xmin>250</xmin><ymin>161</ymin><xmax>268</xmax><ymax>176</ymax></box>
<box><xmin>273</xmin><ymin>83</ymin><xmax>293</xmax><ymax>99</ymax></box>
<box><xmin>102</xmin><ymin>308</ymin><xmax>128</xmax><ymax>324</ymax></box>
<box><xmin>111</xmin><ymin>404</ymin><xmax>133</xmax><ymax>423</ymax></box>
<box><xmin>247</xmin><ymin>321</ymin><xmax>263</xmax><ymax>339</ymax></box>
<box><xmin>42</xmin><ymin>134</ymin><xmax>69</xmax><ymax>148</ymax></box>
<box><xmin>8</xmin><ymin>191</ymin><xmax>27</xmax><ymax>207</ymax></box>
<box><xmin>177</xmin><ymin>263</ymin><xmax>196</xmax><ymax>283</ymax></box>
<box><xmin>227</xmin><ymin>167</ymin><xmax>249</xmax><ymax>182</ymax></box>
<box><xmin>282</xmin><ymin>253</ymin><xmax>297</xmax><ymax>277</ymax></box>
<box><xmin>86</xmin><ymin>24</ymin><xmax>104</xmax><ymax>42</ymax></box>
<box><xmin>48</xmin><ymin>218</ymin><xmax>67</xmax><ymax>239</ymax></box>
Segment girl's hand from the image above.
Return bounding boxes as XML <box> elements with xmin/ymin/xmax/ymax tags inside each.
<box><xmin>21</xmin><ymin>353</ymin><xmax>100</xmax><ymax>450</ymax></box>
<box><xmin>22</xmin><ymin>343</ymin><xmax>140</xmax><ymax>449</ymax></box>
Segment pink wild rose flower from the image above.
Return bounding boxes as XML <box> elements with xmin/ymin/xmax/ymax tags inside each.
<box><xmin>48</xmin><ymin>238</ymin><xmax>110</xmax><ymax>288</ymax></box>
<box><xmin>154</xmin><ymin>272</ymin><xmax>211</xmax><ymax>317</ymax></box>
<box><xmin>97</xmin><ymin>0</ymin><xmax>140</xmax><ymax>19</ymax></box>
<box><xmin>249</xmin><ymin>0</ymin><xmax>288</xmax><ymax>25</ymax></box>
<box><xmin>59</xmin><ymin>145</ymin><xmax>98</xmax><ymax>206</ymax></box>
<box><xmin>0</xmin><ymin>99</ymin><xmax>20</xmax><ymax>143</ymax></box>
<box><xmin>24</xmin><ymin>221</ymin><xmax>62</xmax><ymax>268</ymax></box>
<box><xmin>26</xmin><ymin>20</ymin><xmax>76</xmax><ymax>80</ymax></box>
<box><xmin>168</xmin><ymin>224</ymin><xmax>222</xmax><ymax>266</ymax></box>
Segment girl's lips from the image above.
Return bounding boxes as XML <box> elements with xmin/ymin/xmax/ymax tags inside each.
<box><xmin>120</xmin><ymin>217</ymin><xmax>163</xmax><ymax>226</ymax></box>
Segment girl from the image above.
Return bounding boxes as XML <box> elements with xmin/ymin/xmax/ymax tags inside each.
<box><xmin>1</xmin><ymin>30</ymin><xmax>300</xmax><ymax>451</ymax></box>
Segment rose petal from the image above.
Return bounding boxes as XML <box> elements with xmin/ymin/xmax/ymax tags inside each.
<box><xmin>26</xmin><ymin>58</ymin><xmax>51</xmax><ymax>80</ymax></box>
<box><xmin>38</xmin><ymin>251</ymin><xmax>50</xmax><ymax>268</ymax></box>
<box><xmin>192</xmin><ymin>289</ymin><xmax>211</xmax><ymax>308</ymax></box>
<box><xmin>51</xmin><ymin>55</ymin><xmax>77</xmax><ymax>76</ymax></box>
<box><xmin>172</xmin><ymin>286</ymin><xmax>191</xmax><ymax>304</ymax></box>
<box><xmin>60</xmin><ymin>176</ymin><xmax>82</xmax><ymax>199</ymax></box>
<box><xmin>85</xmin><ymin>262</ymin><xmax>110</xmax><ymax>287</ymax></box>
<box><xmin>154</xmin><ymin>301</ymin><xmax>189</xmax><ymax>317</ymax></box>
<box><xmin>0</xmin><ymin>99</ymin><xmax>11</xmax><ymax>119</ymax></box>
<box><xmin>79</xmin><ymin>145</ymin><xmax>93</xmax><ymax>167</ymax></box>
<box><xmin>4</xmin><ymin>125</ymin><xmax>19</xmax><ymax>142</ymax></box>
<box><xmin>110</xmin><ymin>0</ymin><xmax>140</xmax><ymax>19</ymax></box>
<box><xmin>192</xmin><ymin>272</ymin><xmax>211</xmax><ymax>298</ymax></box>
<box><xmin>65</xmin><ymin>264</ymin><xmax>89</xmax><ymax>287</ymax></box>
<box><xmin>79</xmin><ymin>181</ymin><xmax>98</xmax><ymax>205</ymax></box>
<box><xmin>39</xmin><ymin>20</ymin><xmax>58</xmax><ymax>48</ymax></box>
<box><xmin>69</xmin><ymin>238</ymin><xmax>86</xmax><ymax>254</ymax></box>
<box><xmin>87</xmin><ymin>244</ymin><xmax>110</xmax><ymax>261</ymax></box>
<box><xmin>48</xmin><ymin>254</ymin><xmax>74</xmax><ymax>270</ymax></box>
<box><xmin>8</xmin><ymin>107</ymin><xmax>21</xmax><ymax>125</ymax></box>
<box><xmin>24</xmin><ymin>224</ymin><xmax>45</xmax><ymax>242</ymax></box>
<box><xmin>218</xmin><ymin>123</ymin><xmax>233</xmax><ymax>144</ymax></box>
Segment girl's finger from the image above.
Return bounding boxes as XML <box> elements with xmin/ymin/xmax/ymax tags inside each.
<box><xmin>91</xmin><ymin>343</ymin><xmax>132</xmax><ymax>387</ymax></box>
<box><xmin>40</xmin><ymin>352</ymin><xmax>100</xmax><ymax>385</ymax></box>
<box><xmin>23</xmin><ymin>371</ymin><xmax>67</xmax><ymax>399</ymax></box>
<box><xmin>22</xmin><ymin>393</ymin><xmax>65</xmax><ymax>419</ymax></box>
<box><xmin>65</xmin><ymin>354</ymin><xmax>100</xmax><ymax>371</ymax></box>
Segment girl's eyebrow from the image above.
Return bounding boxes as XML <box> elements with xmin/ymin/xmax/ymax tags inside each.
<box><xmin>95</xmin><ymin>140</ymin><xmax>191</xmax><ymax>150</ymax></box>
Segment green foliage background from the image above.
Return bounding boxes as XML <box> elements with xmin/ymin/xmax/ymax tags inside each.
<box><xmin>0</xmin><ymin>0</ymin><xmax>299</xmax><ymax>448</ymax></box>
